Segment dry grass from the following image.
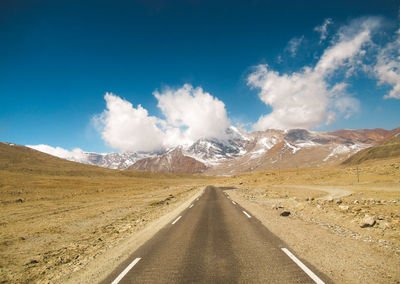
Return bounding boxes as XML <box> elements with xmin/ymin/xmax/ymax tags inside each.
<box><xmin>343</xmin><ymin>136</ymin><xmax>400</xmax><ymax>165</ymax></box>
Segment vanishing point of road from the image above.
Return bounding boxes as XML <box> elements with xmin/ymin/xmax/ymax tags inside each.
<box><xmin>102</xmin><ymin>186</ymin><xmax>331</xmax><ymax>283</ymax></box>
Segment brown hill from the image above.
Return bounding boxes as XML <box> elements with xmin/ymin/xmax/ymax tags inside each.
<box><xmin>0</xmin><ymin>143</ymin><xmax>212</xmax><ymax>283</ymax></box>
<box><xmin>328</xmin><ymin>127</ymin><xmax>400</xmax><ymax>144</ymax></box>
<box><xmin>128</xmin><ymin>147</ymin><xmax>208</xmax><ymax>174</ymax></box>
<box><xmin>342</xmin><ymin>136</ymin><xmax>400</xmax><ymax>165</ymax></box>
<box><xmin>0</xmin><ymin>142</ymin><xmax>183</xmax><ymax>179</ymax></box>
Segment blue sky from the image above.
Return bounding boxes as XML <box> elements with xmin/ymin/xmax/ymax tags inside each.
<box><xmin>1</xmin><ymin>0</ymin><xmax>399</xmax><ymax>153</ymax></box>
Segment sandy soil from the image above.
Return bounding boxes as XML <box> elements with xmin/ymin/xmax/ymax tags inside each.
<box><xmin>0</xmin><ymin>183</ymin><xmax>207</xmax><ymax>283</ymax></box>
<box><xmin>65</xmin><ymin>187</ymin><xmax>205</xmax><ymax>283</ymax></box>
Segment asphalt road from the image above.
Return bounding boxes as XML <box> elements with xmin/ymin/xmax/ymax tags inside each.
<box><xmin>102</xmin><ymin>186</ymin><xmax>330</xmax><ymax>283</ymax></box>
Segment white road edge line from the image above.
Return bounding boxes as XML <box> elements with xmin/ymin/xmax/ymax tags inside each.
<box><xmin>189</xmin><ymin>204</ymin><xmax>194</xmax><ymax>208</ymax></box>
<box><xmin>242</xmin><ymin>210</ymin><xmax>251</xmax><ymax>218</ymax></box>
<box><xmin>281</xmin><ymin>248</ymin><xmax>325</xmax><ymax>284</ymax></box>
<box><xmin>111</xmin><ymin>257</ymin><xmax>141</xmax><ymax>284</ymax></box>
<box><xmin>172</xmin><ymin>216</ymin><xmax>182</xmax><ymax>225</ymax></box>
<box><xmin>232</xmin><ymin>201</ymin><xmax>236</xmax><ymax>205</ymax></box>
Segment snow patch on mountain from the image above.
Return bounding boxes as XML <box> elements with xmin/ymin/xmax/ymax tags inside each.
<box><xmin>285</xmin><ymin>141</ymin><xmax>300</xmax><ymax>154</ymax></box>
<box><xmin>323</xmin><ymin>143</ymin><xmax>367</xmax><ymax>162</ymax></box>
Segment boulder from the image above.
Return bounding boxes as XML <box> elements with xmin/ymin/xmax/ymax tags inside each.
<box><xmin>360</xmin><ymin>216</ymin><xmax>376</xmax><ymax>228</ymax></box>
<box><xmin>280</xmin><ymin>211</ymin><xmax>291</xmax><ymax>217</ymax></box>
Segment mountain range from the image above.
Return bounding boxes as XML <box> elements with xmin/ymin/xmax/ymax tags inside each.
<box><xmin>26</xmin><ymin>126</ymin><xmax>400</xmax><ymax>175</ymax></box>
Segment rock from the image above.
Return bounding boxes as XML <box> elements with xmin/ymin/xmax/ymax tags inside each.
<box><xmin>339</xmin><ymin>205</ymin><xmax>349</xmax><ymax>211</ymax></box>
<box><xmin>353</xmin><ymin>206</ymin><xmax>361</xmax><ymax>212</ymax></box>
<box><xmin>378</xmin><ymin>222</ymin><xmax>390</xmax><ymax>229</ymax></box>
<box><xmin>296</xmin><ymin>203</ymin><xmax>305</xmax><ymax>210</ymax></box>
<box><xmin>305</xmin><ymin>197</ymin><xmax>309</xmax><ymax>201</ymax></box>
<box><xmin>239</xmin><ymin>181</ymin><xmax>243</xmax><ymax>185</ymax></box>
<box><xmin>271</xmin><ymin>204</ymin><xmax>277</xmax><ymax>210</ymax></box>
<box><xmin>354</xmin><ymin>200</ymin><xmax>359</xmax><ymax>204</ymax></box>
<box><xmin>16</xmin><ymin>199</ymin><xmax>23</xmax><ymax>203</ymax></box>
<box><xmin>360</xmin><ymin>216</ymin><xmax>376</xmax><ymax>228</ymax></box>
<box><xmin>280</xmin><ymin>211</ymin><xmax>290</xmax><ymax>216</ymax></box>
<box><xmin>336</xmin><ymin>199</ymin><xmax>343</xmax><ymax>204</ymax></box>
<box><xmin>327</xmin><ymin>196</ymin><xmax>334</xmax><ymax>202</ymax></box>
<box><xmin>28</xmin><ymin>260</ymin><xmax>39</xmax><ymax>264</ymax></box>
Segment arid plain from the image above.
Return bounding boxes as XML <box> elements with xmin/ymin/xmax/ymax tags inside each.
<box><xmin>1</xmin><ymin>140</ymin><xmax>399</xmax><ymax>283</ymax></box>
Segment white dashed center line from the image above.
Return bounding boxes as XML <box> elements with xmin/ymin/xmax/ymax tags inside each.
<box><xmin>281</xmin><ymin>248</ymin><xmax>325</xmax><ymax>284</ymax></box>
<box><xmin>171</xmin><ymin>216</ymin><xmax>182</xmax><ymax>225</ymax></box>
<box><xmin>242</xmin><ymin>210</ymin><xmax>251</xmax><ymax>218</ymax></box>
<box><xmin>111</xmin><ymin>257</ymin><xmax>141</xmax><ymax>284</ymax></box>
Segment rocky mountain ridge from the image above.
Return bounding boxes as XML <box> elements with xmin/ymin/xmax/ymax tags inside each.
<box><xmin>25</xmin><ymin>126</ymin><xmax>400</xmax><ymax>174</ymax></box>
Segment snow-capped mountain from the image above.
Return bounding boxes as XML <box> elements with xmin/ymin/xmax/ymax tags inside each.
<box><xmin>128</xmin><ymin>127</ymin><xmax>400</xmax><ymax>174</ymax></box>
<box><xmin>183</xmin><ymin>126</ymin><xmax>250</xmax><ymax>165</ymax></box>
<box><xmin>27</xmin><ymin>126</ymin><xmax>400</xmax><ymax>174</ymax></box>
<box><xmin>82</xmin><ymin>152</ymin><xmax>160</xmax><ymax>169</ymax></box>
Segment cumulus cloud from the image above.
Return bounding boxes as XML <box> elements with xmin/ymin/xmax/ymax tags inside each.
<box><xmin>94</xmin><ymin>93</ymin><xmax>165</xmax><ymax>152</ymax></box>
<box><xmin>154</xmin><ymin>84</ymin><xmax>230</xmax><ymax>143</ymax></box>
<box><xmin>374</xmin><ymin>28</ymin><xmax>400</xmax><ymax>99</ymax></box>
<box><xmin>94</xmin><ymin>85</ymin><xmax>230</xmax><ymax>152</ymax></box>
<box><xmin>26</xmin><ymin>144</ymin><xmax>87</xmax><ymax>161</ymax></box>
<box><xmin>314</xmin><ymin>18</ymin><xmax>333</xmax><ymax>43</ymax></box>
<box><xmin>248</xmin><ymin>17</ymin><xmax>379</xmax><ymax>130</ymax></box>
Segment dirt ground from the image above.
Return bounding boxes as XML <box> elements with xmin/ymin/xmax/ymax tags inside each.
<box><xmin>0</xmin><ymin>175</ymin><xmax>210</xmax><ymax>283</ymax></box>
<box><xmin>1</xmin><ymin>143</ymin><xmax>399</xmax><ymax>283</ymax></box>
<box><xmin>219</xmin><ymin>157</ymin><xmax>400</xmax><ymax>283</ymax></box>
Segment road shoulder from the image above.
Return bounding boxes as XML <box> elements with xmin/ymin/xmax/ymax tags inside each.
<box><xmin>226</xmin><ymin>188</ymin><xmax>400</xmax><ymax>283</ymax></box>
<box><xmin>64</xmin><ymin>187</ymin><xmax>205</xmax><ymax>284</ymax></box>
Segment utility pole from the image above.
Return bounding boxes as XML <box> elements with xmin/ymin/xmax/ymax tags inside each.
<box><xmin>356</xmin><ymin>166</ymin><xmax>359</xmax><ymax>183</ymax></box>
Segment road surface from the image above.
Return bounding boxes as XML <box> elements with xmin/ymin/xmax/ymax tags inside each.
<box><xmin>102</xmin><ymin>186</ymin><xmax>330</xmax><ymax>283</ymax></box>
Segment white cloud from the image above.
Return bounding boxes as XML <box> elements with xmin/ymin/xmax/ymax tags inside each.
<box><xmin>315</xmin><ymin>18</ymin><xmax>379</xmax><ymax>76</ymax></box>
<box><xmin>154</xmin><ymin>84</ymin><xmax>230</xmax><ymax>144</ymax></box>
<box><xmin>94</xmin><ymin>85</ymin><xmax>230</xmax><ymax>152</ymax></box>
<box><xmin>334</xmin><ymin>96</ymin><xmax>361</xmax><ymax>119</ymax></box>
<box><xmin>26</xmin><ymin>144</ymin><xmax>87</xmax><ymax>161</ymax></box>
<box><xmin>94</xmin><ymin>93</ymin><xmax>165</xmax><ymax>152</ymax></box>
<box><xmin>314</xmin><ymin>18</ymin><xmax>333</xmax><ymax>43</ymax></box>
<box><xmin>248</xmin><ymin>17</ymin><xmax>380</xmax><ymax>130</ymax></box>
<box><xmin>285</xmin><ymin>36</ymin><xmax>304</xmax><ymax>57</ymax></box>
<box><xmin>249</xmin><ymin>66</ymin><xmax>330</xmax><ymax>129</ymax></box>
<box><xmin>374</xmin><ymin>28</ymin><xmax>400</xmax><ymax>99</ymax></box>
